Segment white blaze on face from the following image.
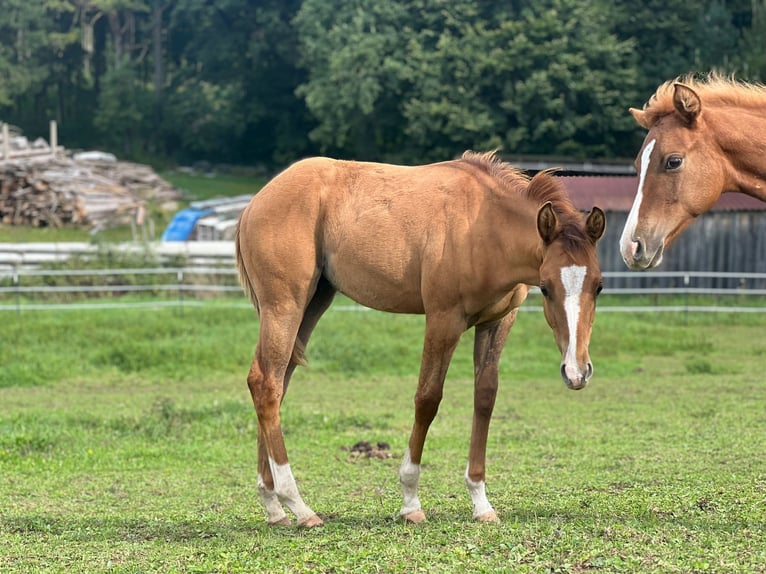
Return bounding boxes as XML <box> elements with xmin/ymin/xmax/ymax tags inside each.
<box><xmin>561</xmin><ymin>264</ymin><xmax>587</xmax><ymax>381</ymax></box>
<box><xmin>620</xmin><ymin>138</ymin><xmax>656</xmax><ymax>261</ymax></box>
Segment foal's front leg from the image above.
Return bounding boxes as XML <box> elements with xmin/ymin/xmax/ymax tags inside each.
<box><xmin>465</xmin><ymin>311</ymin><xmax>517</xmax><ymax>522</ymax></box>
<box><xmin>399</xmin><ymin>313</ymin><xmax>464</xmax><ymax>523</ymax></box>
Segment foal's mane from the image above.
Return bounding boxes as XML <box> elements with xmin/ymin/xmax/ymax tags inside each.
<box><xmin>640</xmin><ymin>71</ymin><xmax>766</xmax><ymax>127</ymax></box>
<box><xmin>459</xmin><ymin>150</ymin><xmax>590</xmax><ymax>250</ymax></box>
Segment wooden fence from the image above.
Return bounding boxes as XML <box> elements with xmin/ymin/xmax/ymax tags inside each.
<box><xmin>599</xmin><ymin>211</ymin><xmax>766</xmax><ymax>288</ymax></box>
<box><xmin>0</xmin><ymin>121</ymin><xmax>62</xmax><ymax>162</ymax></box>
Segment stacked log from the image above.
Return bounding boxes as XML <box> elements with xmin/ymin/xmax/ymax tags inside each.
<box><xmin>0</xmin><ymin>164</ymin><xmax>86</xmax><ymax>227</ymax></box>
<box><xmin>0</xmin><ymin>155</ymin><xmax>181</xmax><ymax>229</ymax></box>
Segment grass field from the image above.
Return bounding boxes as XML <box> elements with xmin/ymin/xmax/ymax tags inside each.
<box><xmin>1</xmin><ymin>301</ymin><xmax>766</xmax><ymax>573</ymax></box>
<box><xmin>162</xmin><ymin>172</ymin><xmax>268</xmax><ymax>202</ymax></box>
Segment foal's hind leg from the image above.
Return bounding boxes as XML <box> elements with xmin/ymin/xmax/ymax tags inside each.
<box><xmin>254</xmin><ymin>279</ymin><xmax>336</xmax><ymax>527</ymax></box>
<box><xmin>465</xmin><ymin>310</ymin><xmax>518</xmax><ymax>523</ymax></box>
<box><xmin>249</xmin><ymin>304</ymin><xmax>322</xmax><ymax>527</ymax></box>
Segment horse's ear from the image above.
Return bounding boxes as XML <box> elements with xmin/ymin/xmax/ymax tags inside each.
<box><xmin>673</xmin><ymin>83</ymin><xmax>701</xmax><ymax>125</ymax></box>
<box><xmin>629</xmin><ymin>107</ymin><xmax>651</xmax><ymax>129</ymax></box>
<box><xmin>585</xmin><ymin>206</ymin><xmax>606</xmax><ymax>244</ymax></box>
<box><xmin>537</xmin><ymin>201</ymin><xmax>558</xmax><ymax>245</ymax></box>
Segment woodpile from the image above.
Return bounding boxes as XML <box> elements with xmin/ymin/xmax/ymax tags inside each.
<box><xmin>0</xmin><ymin>154</ymin><xmax>181</xmax><ymax>230</ymax></box>
<box><xmin>0</xmin><ymin>164</ymin><xmax>86</xmax><ymax>227</ymax></box>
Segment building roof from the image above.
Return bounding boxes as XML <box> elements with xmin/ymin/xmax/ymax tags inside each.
<box><xmin>557</xmin><ymin>175</ymin><xmax>766</xmax><ymax>212</ymax></box>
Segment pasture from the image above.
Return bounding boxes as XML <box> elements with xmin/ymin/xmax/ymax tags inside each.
<box><xmin>1</xmin><ymin>300</ymin><xmax>765</xmax><ymax>572</ymax></box>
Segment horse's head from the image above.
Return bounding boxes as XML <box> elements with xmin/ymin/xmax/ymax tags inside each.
<box><xmin>536</xmin><ymin>201</ymin><xmax>605</xmax><ymax>390</ymax></box>
<box><xmin>621</xmin><ymin>82</ymin><xmax>724</xmax><ymax>270</ymax></box>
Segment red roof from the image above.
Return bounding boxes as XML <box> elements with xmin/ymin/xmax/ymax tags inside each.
<box><xmin>557</xmin><ymin>175</ymin><xmax>766</xmax><ymax>212</ymax></box>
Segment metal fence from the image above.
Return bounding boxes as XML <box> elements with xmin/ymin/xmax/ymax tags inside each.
<box><xmin>1</xmin><ymin>266</ymin><xmax>765</xmax><ymax>313</ymax></box>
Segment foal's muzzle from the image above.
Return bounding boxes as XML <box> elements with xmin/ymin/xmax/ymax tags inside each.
<box><xmin>621</xmin><ymin>236</ymin><xmax>664</xmax><ymax>270</ymax></box>
<box><xmin>560</xmin><ymin>362</ymin><xmax>592</xmax><ymax>391</ymax></box>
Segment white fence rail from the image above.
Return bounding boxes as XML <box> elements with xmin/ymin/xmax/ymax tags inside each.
<box><xmin>1</xmin><ymin>264</ymin><xmax>765</xmax><ymax>313</ymax></box>
<box><xmin>0</xmin><ymin>241</ymin><xmax>235</xmax><ymax>272</ymax></box>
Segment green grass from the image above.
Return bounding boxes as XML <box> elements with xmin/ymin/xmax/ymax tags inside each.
<box><xmin>162</xmin><ymin>171</ymin><xmax>267</xmax><ymax>201</ymax></box>
<box><xmin>1</xmin><ymin>303</ymin><xmax>766</xmax><ymax>572</ymax></box>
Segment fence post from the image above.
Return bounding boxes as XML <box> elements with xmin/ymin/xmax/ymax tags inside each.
<box><xmin>13</xmin><ymin>268</ymin><xmax>20</xmax><ymax>315</ymax></box>
<box><xmin>177</xmin><ymin>269</ymin><xmax>184</xmax><ymax>315</ymax></box>
<box><xmin>49</xmin><ymin>120</ymin><xmax>58</xmax><ymax>158</ymax></box>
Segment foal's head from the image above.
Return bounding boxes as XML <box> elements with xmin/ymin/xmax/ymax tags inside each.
<box><xmin>620</xmin><ymin>75</ymin><xmax>760</xmax><ymax>269</ymax></box>
<box><xmin>531</xmin><ymin>175</ymin><xmax>606</xmax><ymax>390</ymax></box>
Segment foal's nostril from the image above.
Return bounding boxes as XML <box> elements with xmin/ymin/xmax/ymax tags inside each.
<box><xmin>634</xmin><ymin>238</ymin><xmax>644</xmax><ymax>260</ymax></box>
<box><xmin>585</xmin><ymin>362</ymin><xmax>593</xmax><ymax>380</ymax></box>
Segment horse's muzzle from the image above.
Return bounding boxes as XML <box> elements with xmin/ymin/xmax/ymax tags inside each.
<box><xmin>561</xmin><ymin>362</ymin><xmax>592</xmax><ymax>390</ymax></box>
<box><xmin>621</xmin><ymin>236</ymin><xmax>664</xmax><ymax>270</ymax></box>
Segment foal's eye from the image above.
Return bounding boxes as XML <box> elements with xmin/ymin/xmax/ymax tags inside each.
<box><xmin>595</xmin><ymin>284</ymin><xmax>603</xmax><ymax>297</ymax></box>
<box><xmin>665</xmin><ymin>155</ymin><xmax>683</xmax><ymax>170</ymax></box>
<box><xmin>540</xmin><ymin>285</ymin><xmax>549</xmax><ymax>298</ymax></box>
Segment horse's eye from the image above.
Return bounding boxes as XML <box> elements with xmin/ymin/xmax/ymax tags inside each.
<box><xmin>596</xmin><ymin>284</ymin><xmax>603</xmax><ymax>297</ymax></box>
<box><xmin>665</xmin><ymin>155</ymin><xmax>683</xmax><ymax>170</ymax></box>
<box><xmin>540</xmin><ymin>285</ymin><xmax>549</xmax><ymax>298</ymax></box>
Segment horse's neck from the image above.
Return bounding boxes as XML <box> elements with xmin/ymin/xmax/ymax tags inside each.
<box><xmin>489</xmin><ymin>202</ymin><xmax>543</xmax><ymax>286</ymax></box>
<box><xmin>716</xmin><ymin>109</ymin><xmax>766</xmax><ymax>202</ymax></box>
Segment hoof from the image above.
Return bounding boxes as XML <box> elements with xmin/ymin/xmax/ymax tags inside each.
<box><xmin>475</xmin><ymin>510</ymin><xmax>499</xmax><ymax>523</ymax></box>
<box><xmin>267</xmin><ymin>516</ymin><xmax>292</xmax><ymax>527</ymax></box>
<box><xmin>298</xmin><ymin>514</ymin><xmax>324</xmax><ymax>528</ymax></box>
<box><xmin>402</xmin><ymin>509</ymin><xmax>427</xmax><ymax>524</ymax></box>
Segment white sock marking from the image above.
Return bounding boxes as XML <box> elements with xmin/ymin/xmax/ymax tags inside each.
<box><xmin>464</xmin><ymin>466</ymin><xmax>494</xmax><ymax>519</ymax></box>
<box><xmin>399</xmin><ymin>448</ymin><xmax>422</xmax><ymax>516</ymax></box>
<box><xmin>257</xmin><ymin>473</ymin><xmax>288</xmax><ymax>524</ymax></box>
<box><xmin>269</xmin><ymin>458</ymin><xmax>315</xmax><ymax>521</ymax></box>
<box><xmin>620</xmin><ymin>138</ymin><xmax>656</xmax><ymax>260</ymax></box>
<box><xmin>561</xmin><ymin>265</ymin><xmax>586</xmax><ymax>381</ymax></box>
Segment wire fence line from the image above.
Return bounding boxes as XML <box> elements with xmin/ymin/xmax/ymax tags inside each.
<box><xmin>1</xmin><ymin>265</ymin><xmax>765</xmax><ymax>313</ymax></box>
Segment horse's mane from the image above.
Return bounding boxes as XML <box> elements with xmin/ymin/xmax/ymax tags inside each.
<box><xmin>640</xmin><ymin>71</ymin><xmax>766</xmax><ymax>127</ymax></box>
<box><xmin>459</xmin><ymin>150</ymin><xmax>589</xmax><ymax>250</ymax></box>
<box><xmin>459</xmin><ymin>150</ymin><xmax>530</xmax><ymax>193</ymax></box>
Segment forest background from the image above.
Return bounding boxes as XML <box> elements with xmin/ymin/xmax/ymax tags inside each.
<box><xmin>1</xmin><ymin>0</ymin><xmax>763</xmax><ymax>171</ymax></box>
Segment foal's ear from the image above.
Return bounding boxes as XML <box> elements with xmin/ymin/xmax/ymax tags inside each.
<box><xmin>537</xmin><ymin>201</ymin><xmax>558</xmax><ymax>245</ymax></box>
<box><xmin>629</xmin><ymin>107</ymin><xmax>651</xmax><ymax>129</ymax></box>
<box><xmin>585</xmin><ymin>206</ymin><xmax>606</xmax><ymax>243</ymax></box>
<box><xmin>673</xmin><ymin>83</ymin><xmax>701</xmax><ymax>126</ymax></box>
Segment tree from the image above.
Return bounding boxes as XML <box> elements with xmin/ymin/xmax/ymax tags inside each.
<box><xmin>164</xmin><ymin>0</ymin><xmax>311</xmax><ymax>165</ymax></box>
<box><xmin>740</xmin><ymin>0</ymin><xmax>766</xmax><ymax>80</ymax></box>
<box><xmin>488</xmin><ymin>0</ymin><xmax>640</xmax><ymax>157</ymax></box>
<box><xmin>0</xmin><ymin>0</ymin><xmax>762</xmax><ymax>167</ymax></box>
<box><xmin>614</xmin><ymin>0</ymin><xmax>701</xmax><ymax>87</ymax></box>
<box><xmin>690</xmin><ymin>0</ymin><xmax>741</xmax><ymax>71</ymax></box>
<box><xmin>296</xmin><ymin>0</ymin><xmax>640</xmax><ymax>161</ymax></box>
<box><xmin>0</xmin><ymin>1</ymin><xmax>80</xmax><ymax>125</ymax></box>
<box><xmin>294</xmin><ymin>0</ymin><xmax>412</xmax><ymax>159</ymax></box>
<box><xmin>93</xmin><ymin>65</ymin><xmax>152</xmax><ymax>155</ymax></box>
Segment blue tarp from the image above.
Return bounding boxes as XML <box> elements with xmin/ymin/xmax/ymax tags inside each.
<box><xmin>160</xmin><ymin>208</ymin><xmax>213</xmax><ymax>241</ymax></box>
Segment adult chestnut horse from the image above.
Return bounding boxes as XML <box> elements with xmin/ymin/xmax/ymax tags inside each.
<box><xmin>621</xmin><ymin>73</ymin><xmax>766</xmax><ymax>269</ymax></box>
<box><xmin>235</xmin><ymin>151</ymin><xmax>605</xmax><ymax>527</ymax></box>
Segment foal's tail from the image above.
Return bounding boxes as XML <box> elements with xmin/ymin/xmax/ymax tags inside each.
<box><xmin>234</xmin><ymin>218</ymin><xmax>259</xmax><ymax>311</ymax></box>
<box><xmin>234</xmin><ymin>214</ymin><xmax>309</xmax><ymax>367</ymax></box>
